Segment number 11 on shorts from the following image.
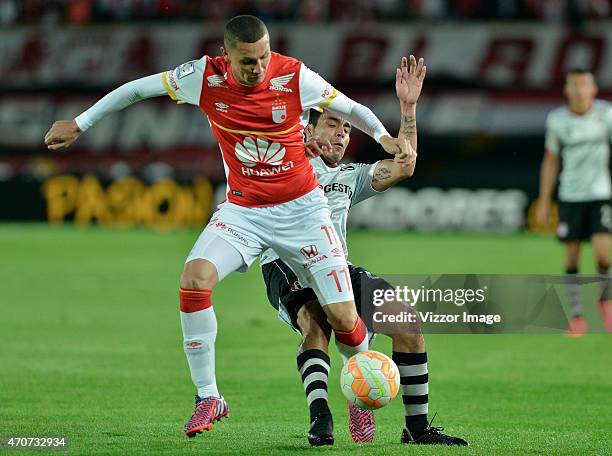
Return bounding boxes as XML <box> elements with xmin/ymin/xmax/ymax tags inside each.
<box><xmin>321</xmin><ymin>225</ymin><xmax>339</xmax><ymax>245</ymax></box>
<box><xmin>327</xmin><ymin>267</ymin><xmax>351</xmax><ymax>293</ymax></box>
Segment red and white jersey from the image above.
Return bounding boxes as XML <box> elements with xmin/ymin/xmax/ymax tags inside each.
<box><xmin>162</xmin><ymin>52</ymin><xmax>343</xmax><ymax>208</ymax></box>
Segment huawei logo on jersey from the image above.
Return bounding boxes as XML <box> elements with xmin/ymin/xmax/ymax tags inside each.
<box><xmin>235</xmin><ymin>137</ymin><xmax>295</xmax><ymax>177</ymax></box>
<box><xmin>207</xmin><ymin>73</ymin><xmax>228</xmax><ymax>88</ymax></box>
<box><xmin>235</xmin><ymin>137</ymin><xmax>286</xmax><ymax>168</ymax></box>
<box><xmin>269</xmin><ymin>73</ymin><xmax>294</xmax><ymax>92</ymax></box>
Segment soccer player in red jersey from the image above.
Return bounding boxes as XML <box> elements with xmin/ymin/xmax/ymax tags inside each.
<box><xmin>44</xmin><ymin>15</ymin><xmax>410</xmax><ymax>437</ymax></box>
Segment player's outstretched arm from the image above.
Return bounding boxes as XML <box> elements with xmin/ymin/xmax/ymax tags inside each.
<box><xmin>370</xmin><ymin>56</ymin><xmax>425</xmax><ymax>192</ymax></box>
<box><xmin>44</xmin><ymin>73</ymin><xmax>168</xmax><ymax>150</ymax></box>
<box><xmin>395</xmin><ymin>55</ymin><xmax>425</xmax><ymax>154</ymax></box>
<box><xmin>537</xmin><ymin>150</ymin><xmax>560</xmax><ymax>224</ymax></box>
<box><xmin>300</xmin><ymin>65</ymin><xmax>409</xmax><ymax>157</ymax></box>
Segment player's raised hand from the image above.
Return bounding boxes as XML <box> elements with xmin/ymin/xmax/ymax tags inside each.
<box><xmin>44</xmin><ymin>120</ymin><xmax>81</xmax><ymax>150</ymax></box>
<box><xmin>304</xmin><ymin>138</ymin><xmax>332</xmax><ymax>159</ymax></box>
<box><xmin>395</xmin><ymin>55</ymin><xmax>426</xmax><ymax>105</ymax></box>
<box><xmin>379</xmin><ymin>135</ymin><xmax>409</xmax><ymax>156</ymax></box>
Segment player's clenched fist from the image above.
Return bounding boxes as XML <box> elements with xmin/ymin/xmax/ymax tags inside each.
<box><xmin>394</xmin><ymin>142</ymin><xmax>417</xmax><ymax>169</ymax></box>
<box><xmin>44</xmin><ymin>120</ymin><xmax>81</xmax><ymax>150</ymax></box>
<box><xmin>379</xmin><ymin>135</ymin><xmax>410</xmax><ymax>156</ymax></box>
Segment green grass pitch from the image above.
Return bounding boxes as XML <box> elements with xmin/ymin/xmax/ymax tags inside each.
<box><xmin>1</xmin><ymin>224</ymin><xmax>611</xmax><ymax>455</ymax></box>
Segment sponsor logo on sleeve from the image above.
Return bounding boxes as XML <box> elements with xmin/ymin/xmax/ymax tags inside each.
<box><xmin>167</xmin><ymin>71</ymin><xmax>179</xmax><ymax>92</ymax></box>
<box><xmin>177</xmin><ymin>61</ymin><xmax>196</xmax><ymax>79</ymax></box>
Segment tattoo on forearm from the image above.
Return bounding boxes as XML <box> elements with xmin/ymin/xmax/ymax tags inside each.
<box><xmin>400</xmin><ymin>113</ymin><xmax>417</xmax><ymax>153</ymax></box>
<box><xmin>372</xmin><ymin>166</ymin><xmax>392</xmax><ymax>184</ymax></box>
<box><xmin>400</xmin><ymin>115</ymin><xmax>416</xmax><ymax>140</ymax></box>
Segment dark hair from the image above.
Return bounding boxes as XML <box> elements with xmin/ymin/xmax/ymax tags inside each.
<box><xmin>224</xmin><ymin>15</ymin><xmax>268</xmax><ymax>48</ymax></box>
<box><xmin>308</xmin><ymin>109</ymin><xmax>323</xmax><ymax>128</ymax></box>
<box><xmin>566</xmin><ymin>67</ymin><xmax>593</xmax><ymax>77</ymax></box>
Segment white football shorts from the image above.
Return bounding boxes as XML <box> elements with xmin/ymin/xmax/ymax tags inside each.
<box><xmin>186</xmin><ymin>188</ymin><xmax>353</xmax><ymax>305</ymax></box>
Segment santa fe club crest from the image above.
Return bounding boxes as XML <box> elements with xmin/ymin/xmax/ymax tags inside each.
<box><xmin>272</xmin><ymin>95</ymin><xmax>287</xmax><ymax>124</ymax></box>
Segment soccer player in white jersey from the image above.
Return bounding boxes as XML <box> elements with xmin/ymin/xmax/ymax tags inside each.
<box><xmin>538</xmin><ymin>68</ymin><xmax>612</xmax><ymax>336</ymax></box>
<box><xmin>43</xmin><ymin>15</ymin><xmax>412</xmax><ymax>437</ymax></box>
<box><xmin>260</xmin><ymin>56</ymin><xmax>468</xmax><ymax>446</ymax></box>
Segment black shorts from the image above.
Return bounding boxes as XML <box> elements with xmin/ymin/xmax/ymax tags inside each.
<box><xmin>261</xmin><ymin>259</ymin><xmax>394</xmax><ymax>333</ymax></box>
<box><xmin>557</xmin><ymin>200</ymin><xmax>612</xmax><ymax>242</ymax></box>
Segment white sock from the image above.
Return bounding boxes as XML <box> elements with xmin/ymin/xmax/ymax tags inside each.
<box><xmin>334</xmin><ymin>334</ymin><xmax>369</xmax><ymax>363</ymax></box>
<box><xmin>180</xmin><ymin>307</ymin><xmax>220</xmax><ymax>398</ymax></box>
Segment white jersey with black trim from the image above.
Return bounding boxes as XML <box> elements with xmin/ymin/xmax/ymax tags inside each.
<box><xmin>545</xmin><ymin>100</ymin><xmax>612</xmax><ymax>202</ymax></box>
<box><xmin>260</xmin><ymin>157</ymin><xmax>382</xmax><ymax>266</ymax></box>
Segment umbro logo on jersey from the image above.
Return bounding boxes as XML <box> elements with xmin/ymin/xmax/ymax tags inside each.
<box><xmin>331</xmin><ymin>247</ymin><xmax>344</xmax><ymax>258</ymax></box>
<box><xmin>208</xmin><ymin>73</ymin><xmax>228</xmax><ymax>88</ymax></box>
<box><xmin>269</xmin><ymin>73</ymin><xmax>294</xmax><ymax>92</ymax></box>
<box><xmin>215</xmin><ymin>102</ymin><xmax>229</xmax><ymax>112</ymax></box>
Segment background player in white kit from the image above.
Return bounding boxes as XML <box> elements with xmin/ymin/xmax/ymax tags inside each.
<box><xmin>43</xmin><ymin>15</ymin><xmax>412</xmax><ymax>437</ymax></box>
<box><xmin>261</xmin><ymin>56</ymin><xmax>468</xmax><ymax>447</ymax></box>
<box><xmin>538</xmin><ymin>68</ymin><xmax>612</xmax><ymax>336</ymax></box>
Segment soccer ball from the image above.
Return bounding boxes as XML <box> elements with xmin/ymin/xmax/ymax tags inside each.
<box><xmin>340</xmin><ymin>351</ymin><xmax>400</xmax><ymax>410</ymax></box>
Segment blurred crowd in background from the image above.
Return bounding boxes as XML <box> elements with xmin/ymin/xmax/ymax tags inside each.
<box><xmin>1</xmin><ymin>0</ymin><xmax>611</xmax><ymax>25</ymax></box>
<box><xmin>1</xmin><ymin>0</ymin><xmax>610</xmax><ymax>229</ymax></box>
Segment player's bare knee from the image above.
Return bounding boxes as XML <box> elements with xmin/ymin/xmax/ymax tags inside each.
<box><xmin>298</xmin><ymin>302</ymin><xmax>331</xmax><ymax>338</ymax></box>
<box><xmin>324</xmin><ymin>300</ymin><xmax>358</xmax><ymax>332</ymax></box>
<box><xmin>180</xmin><ymin>259</ymin><xmax>219</xmax><ymax>289</ymax></box>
